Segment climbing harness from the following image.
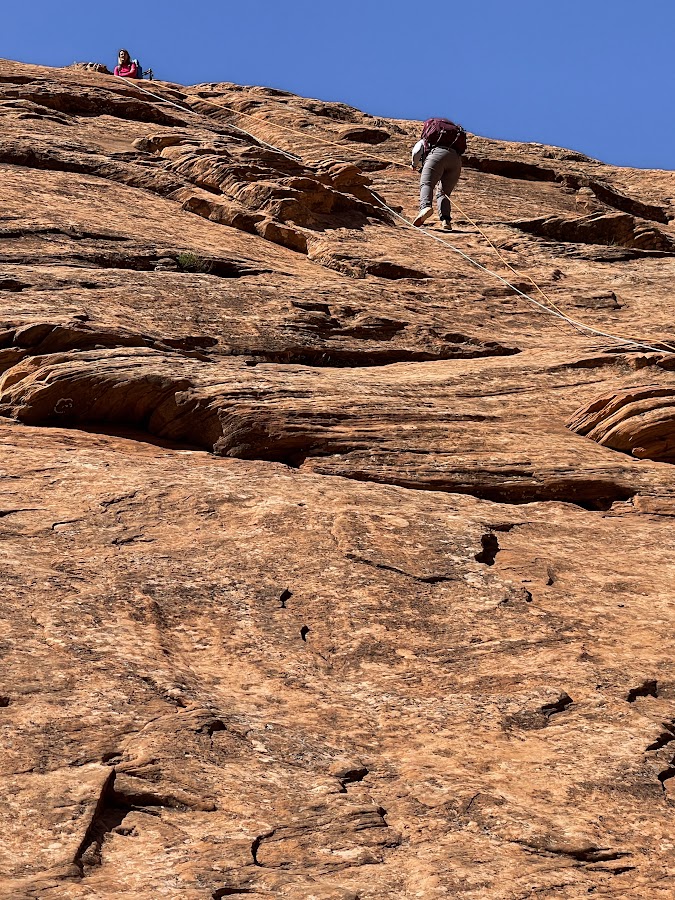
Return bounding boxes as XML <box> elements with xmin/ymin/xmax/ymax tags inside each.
<box><xmin>127</xmin><ymin>80</ymin><xmax>674</xmax><ymax>356</ymax></box>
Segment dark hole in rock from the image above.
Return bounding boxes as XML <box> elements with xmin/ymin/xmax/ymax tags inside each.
<box><xmin>541</xmin><ymin>692</ymin><xmax>573</xmax><ymax>717</ymax></box>
<box><xmin>198</xmin><ymin>718</ymin><xmax>228</xmax><ymax>738</ymax></box>
<box><xmin>365</xmin><ymin>261</ymin><xmax>430</xmax><ymax>280</ymax></box>
<box><xmin>240</xmin><ymin>341</ymin><xmax>519</xmax><ymax>368</ymax></box>
<box><xmin>101</xmin><ymin>751</ymin><xmax>122</xmax><ymax>763</ymax></box>
<box><xmin>646</xmin><ymin>726</ymin><xmax>675</xmax><ymax>752</ymax></box>
<box><xmin>76</xmin><ymin>425</ymin><xmax>206</xmax><ymax>453</ymax></box>
<box><xmin>463</xmin><ymin>156</ymin><xmax>557</xmax><ymax>182</ymax></box>
<box><xmin>0</xmin><ymin>278</ymin><xmax>28</xmax><ymax>292</ymax></box>
<box><xmin>339</xmin><ymin>766</ymin><xmax>369</xmax><ymax>784</ymax></box>
<box><xmin>627</xmin><ymin>680</ymin><xmax>658</xmax><ymax>702</ymax></box>
<box><xmin>318</xmin><ymin>473</ymin><xmax>636</xmax><ymax>511</ymax></box>
<box><xmin>339</xmin><ymin>127</ymin><xmax>390</xmax><ymax>145</ymax></box>
<box><xmin>475</xmin><ymin>533</ymin><xmax>500</xmax><ymax>566</ymax></box>
<box><xmin>213</xmin><ymin>890</ymin><xmax>256</xmax><ymax>898</ymax></box>
<box><xmin>161</xmin><ymin>335</ymin><xmax>219</xmax><ymax>351</ymax></box>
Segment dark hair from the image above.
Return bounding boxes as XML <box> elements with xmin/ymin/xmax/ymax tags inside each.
<box><xmin>118</xmin><ymin>49</ymin><xmax>130</xmax><ymax>58</ymax></box>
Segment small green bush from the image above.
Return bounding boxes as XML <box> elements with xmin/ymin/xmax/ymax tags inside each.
<box><xmin>176</xmin><ymin>252</ymin><xmax>212</xmax><ymax>273</ymax></box>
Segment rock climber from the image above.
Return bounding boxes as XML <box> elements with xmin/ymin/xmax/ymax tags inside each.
<box><xmin>114</xmin><ymin>50</ymin><xmax>139</xmax><ymax>79</ymax></box>
<box><xmin>411</xmin><ymin>118</ymin><xmax>466</xmax><ymax>231</ymax></box>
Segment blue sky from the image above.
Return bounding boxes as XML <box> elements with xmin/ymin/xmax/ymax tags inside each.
<box><xmin>4</xmin><ymin>0</ymin><xmax>674</xmax><ymax>170</ymax></box>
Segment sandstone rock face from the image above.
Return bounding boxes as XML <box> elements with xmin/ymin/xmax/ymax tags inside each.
<box><xmin>0</xmin><ymin>60</ymin><xmax>675</xmax><ymax>899</ymax></box>
<box><xmin>568</xmin><ymin>383</ymin><xmax>675</xmax><ymax>462</ymax></box>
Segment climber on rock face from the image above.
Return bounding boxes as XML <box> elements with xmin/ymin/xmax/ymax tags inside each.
<box><xmin>411</xmin><ymin>118</ymin><xmax>466</xmax><ymax>231</ymax></box>
<box><xmin>114</xmin><ymin>49</ymin><xmax>138</xmax><ymax>79</ymax></box>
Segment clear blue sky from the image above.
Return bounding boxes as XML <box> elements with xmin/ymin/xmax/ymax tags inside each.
<box><xmin>5</xmin><ymin>0</ymin><xmax>674</xmax><ymax>170</ymax></box>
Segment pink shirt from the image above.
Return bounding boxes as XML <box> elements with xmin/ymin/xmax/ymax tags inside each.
<box><xmin>114</xmin><ymin>62</ymin><xmax>138</xmax><ymax>78</ymax></box>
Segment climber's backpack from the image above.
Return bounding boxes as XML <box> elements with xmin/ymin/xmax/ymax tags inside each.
<box><xmin>421</xmin><ymin>117</ymin><xmax>467</xmax><ymax>155</ymax></box>
<box><xmin>132</xmin><ymin>59</ymin><xmax>144</xmax><ymax>79</ymax></box>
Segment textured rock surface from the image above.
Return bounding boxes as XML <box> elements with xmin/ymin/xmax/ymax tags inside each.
<box><xmin>567</xmin><ymin>382</ymin><xmax>675</xmax><ymax>463</ymax></box>
<box><xmin>1</xmin><ymin>59</ymin><xmax>675</xmax><ymax>899</ymax></box>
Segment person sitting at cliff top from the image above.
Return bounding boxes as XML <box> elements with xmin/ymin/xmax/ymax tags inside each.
<box><xmin>113</xmin><ymin>49</ymin><xmax>139</xmax><ymax>78</ymax></box>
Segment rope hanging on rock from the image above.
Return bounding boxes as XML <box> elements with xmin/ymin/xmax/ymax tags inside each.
<box><xmin>127</xmin><ymin>79</ymin><xmax>674</xmax><ymax>356</ymax></box>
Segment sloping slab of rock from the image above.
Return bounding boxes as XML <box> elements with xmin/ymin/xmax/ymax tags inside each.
<box><xmin>3</xmin><ymin>58</ymin><xmax>675</xmax><ymax>900</ymax></box>
<box><xmin>512</xmin><ymin>212</ymin><xmax>675</xmax><ymax>253</ymax></box>
<box><xmin>0</xmin><ymin>347</ymin><xmax>663</xmax><ymax>507</ymax></box>
<box><xmin>2</xmin><ymin>420</ymin><xmax>675</xmax><ymax>897</ymax></box>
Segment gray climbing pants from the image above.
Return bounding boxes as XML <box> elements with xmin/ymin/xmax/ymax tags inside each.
<box><xmin>419</xmin><ymin>147</ymin><xmax>462</xmax><ymax>221</ymax></box>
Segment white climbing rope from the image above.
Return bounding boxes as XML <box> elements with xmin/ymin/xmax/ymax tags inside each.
<box><xmin>371</xmin><ymin>198</ymin><xmax>670</xmax><ymax>354</ymax></box>
<box><xmin>125</xmin><ymin>78</ymin><xmax>674</xmax><ymax>356</ymax></box>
